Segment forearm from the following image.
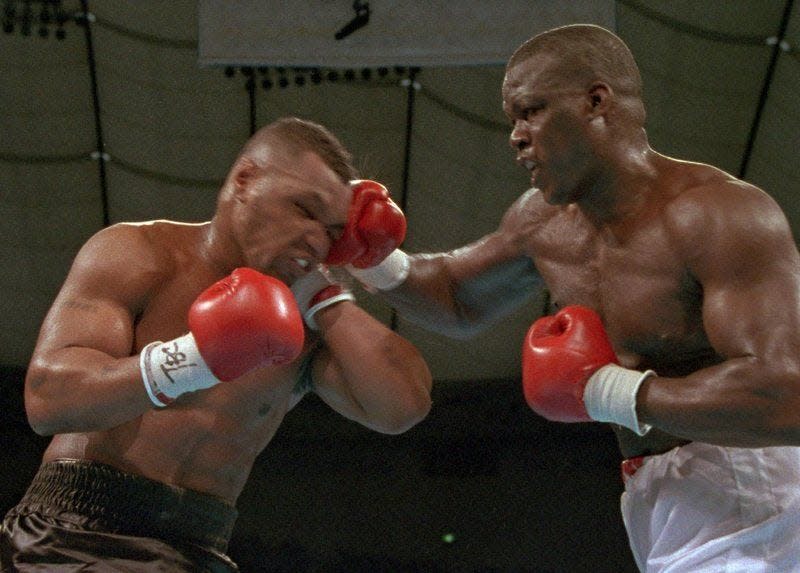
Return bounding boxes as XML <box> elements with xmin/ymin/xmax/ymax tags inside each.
<box><xmin>637</xmin><ymin>358</ymin><xmax>800</xmax><ymax>447</ymax></box>
<box><xmin>380</xmin><ymin>253</ymin><xmax>478</xmax><ymax>338</ymax></box>
<box><xmin>314</xmin><ymin>302</ymin><xmax>432</xmax><ymax>433</ymax></box>
<box><xmin>371</xmin><ymin>248</ymin><xmax>542</xmax><ymax>339</ymax></box>
<box><xmin>25</xmin><ymin>348</ymin><xmax>154</xmax><ymax>435</ymax></box>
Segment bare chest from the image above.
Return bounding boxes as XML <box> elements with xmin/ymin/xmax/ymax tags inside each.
<box><xmin>70</xmin><ymin>344</ymin><xmax>316</xmax><ymax>500</ymax></box>
<box><xmin>529</xmin><ymin>216</ymin><xmax>714</xmax><ymax>373</ymax></box>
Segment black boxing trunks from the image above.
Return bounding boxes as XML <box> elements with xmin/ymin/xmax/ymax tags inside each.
<box><xmin>0</xmin><ymin>459</ymin><xmax>239</xmax><ymax>572</ymax></box>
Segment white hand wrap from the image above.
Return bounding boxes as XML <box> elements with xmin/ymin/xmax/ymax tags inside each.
<box><xmin>291</xmin><ymin>265</ymin><xmax>356</xmax><ymax>330</ymax></box>
<box><xmin>347</xmin><ymin>248</ymin><xmax>410</xmax><ymax>291</ymax></box>
<box><xmin>139</xmin><ymin>333</ymin><xmax>220</xmax><ymax>407</ymax></box>
<box><xmin>583</xmin><ymin>364</ymin><xmax>654</xmax><ymax>436</ymax></box>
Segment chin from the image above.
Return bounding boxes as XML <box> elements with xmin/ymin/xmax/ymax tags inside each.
<box><xmin>254</xmin><ymin>264</ymin><xmax>283</xmax><ymax>282</ymax></box>
<box><xmin>542</xmin><ymin>188</ymin><xmax>567</xmax><ymax>206</ymax></box>
<box><xmin>543</xmin><ymin>183</ymin><xmax>581</xmax><ymax>206</ymax></box>
<box><xmin>536</xmin><ymin>177</ymin><xmax>560</xmax><ymax>205</ymax></box>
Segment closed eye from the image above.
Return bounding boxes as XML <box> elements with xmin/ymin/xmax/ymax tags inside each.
<box><xmin>294</xmin><ymin>201</ymin><xmax>313</xmax><ymax>218</ymax></box>
<box><xmin>327</xmin><ymin>224</ymin><xmax>345</xmax><ymax>242</ymax></box>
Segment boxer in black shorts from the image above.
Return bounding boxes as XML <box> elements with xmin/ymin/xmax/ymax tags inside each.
<box><xmin>1</xmin><ymin>117</ymin><xmax>432</xmax><ymax>571</ymax></box>
<box><xmin>3</xmin><ymin>459</ymin><xmax>239</xmax><ymax>571</ymax></box>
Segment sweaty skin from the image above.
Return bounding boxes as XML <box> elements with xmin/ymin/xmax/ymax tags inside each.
<box><xmin>25</xmin><ymin>146</ymin><xmax>432</xmax><ymax>504</ymax></box>
<box><xmin>381</xmin><ymin>47</ymin><xmax>800</xmax><ymax>458</ymax></box>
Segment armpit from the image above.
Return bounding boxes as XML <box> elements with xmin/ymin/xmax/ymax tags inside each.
<box><xmin>291</xmin><ymin>341</ymin><xmax>323</xmax><ymax>395</ymax></box>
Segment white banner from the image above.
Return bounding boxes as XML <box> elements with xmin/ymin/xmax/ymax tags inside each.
<box><xmin>198</xmin><ymin>1</ymin><xmax>615</xmax><ymax>68</ymax></box>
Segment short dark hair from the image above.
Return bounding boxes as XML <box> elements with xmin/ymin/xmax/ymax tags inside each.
<box><xmin>242</xmin><ymin>117</ymin><xmax>358</xmax><ymax>183</ymax></box>
<box><xmin>509</xmin><ymin>24</ymin><xmax>642</xmax><ymax>99</ymax></box>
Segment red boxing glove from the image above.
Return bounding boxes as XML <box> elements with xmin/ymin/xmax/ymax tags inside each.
<box><xmin>325</xmin><ymin>179</ymin><xmax>407</xmax><ymax>269</ymax></box>
<box><xmin>140</xmin><ymin>268</ymin><xmax>304</xmax><ymax>406</ymax></box>
<box><xmin>522</xmin><ymin>305</ymin><xmax>618</xmax><ymax>422</ymax></box>
<box><xmin>189</xmin><ymin>268</ymin><xmax>305</xmax><ymax>379</ymax></box>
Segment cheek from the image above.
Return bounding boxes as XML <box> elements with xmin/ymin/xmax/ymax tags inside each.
<box><xmin>543</xmin><ymin>114</ymin><xmax>589</xmax><ymax>166</ymax></box>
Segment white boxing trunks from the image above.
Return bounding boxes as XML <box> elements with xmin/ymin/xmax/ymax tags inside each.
<box><xmin>620</xmin><ymin>442</ymin><xmax>800</xmax><ymax>572</ymax></box>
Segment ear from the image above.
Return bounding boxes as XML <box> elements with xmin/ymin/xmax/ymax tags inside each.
<box><xmin>587</xmin><ymin>82</ymin><xmax>612</xmax><ymax>117</ymax></box>
<box><xmin>232</xmin><ymin>157</ymin><xmax>258</xmax><ymax>198</ymax></box>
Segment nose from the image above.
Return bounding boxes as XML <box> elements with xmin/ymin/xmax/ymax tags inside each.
<box><xmin>509</xmin><ymin>120</ymin><xmax>530</xmax><ymax>153</ymax></box>
<box><xmin>304</xmin><ymin>224</ymin><xmax>331</xmax><ymax>263</ymax></box>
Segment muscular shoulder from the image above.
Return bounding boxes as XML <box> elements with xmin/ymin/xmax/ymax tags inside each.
<box><xmin>77</xmin><ymin>222</ymin><xmax>175</xmax><ymax>274</ymax></box>
<box><xmin>661</xmin><ymin>162</ymin><xmax>793</xmax><ymax>268</ymax></box>
<box><xmin>67</xmin><ymin>221</ymin><xmax>184</xmax><ymax>306</ymax></box>
<box><xmin>496</xmin><ymin>187</ymin><xmax>556</xmax><ymax>246</ymax></box>
<box><xmin>500</xmin><ymin>187</ymin><xmax>551</xmax><ymax>225</ymax></box>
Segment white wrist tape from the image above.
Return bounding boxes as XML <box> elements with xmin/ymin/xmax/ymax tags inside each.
<box><xmin>304</xmin><ymin>290</ymin><xmax>355</xmax><ymax>330</ymax></box>
<box><xmin>347</xmin><ymin>249</ymin><xmax>410</xmax><ymax>291</ymax></box>
<box><xmin>291</xmin><ymin>265</ymin><xmax>356</xmax><ymax>330</ymax></box>
<box><xmin>583</xmin><ymin>364</ymin><xmax>654</xmax><ymax>436</ymax></box>
<box><xmin>139</xmin><ymin>332</ymin><xmax>220</xmax><ymax>407</ymax></box>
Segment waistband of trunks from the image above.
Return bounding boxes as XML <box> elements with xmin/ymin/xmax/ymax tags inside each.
<box><xmin>13</xmin><ymin>458</ymin><xmax>238</xmax><ymax>553</ymax></box>
<box><xmin>621</xmin><ymin>455</ymin><xmax>648</xmax><ymax>484</ymax></box>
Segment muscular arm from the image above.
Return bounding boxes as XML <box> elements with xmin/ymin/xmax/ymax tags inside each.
<box><xmin>380</xmin><ymin>189</ymin><xmax>547</xmax><ymax>338</ymax></box>
<box><xmin>306</xmin><ymin>301</ymin><xmax>433</xmax><ymax>434</ymax></box>
<box><xmin>25</xmin><ymin>225</ymin><xmax>161</xmax><ymax>435</ymax></box>
<box><xmin>638</xmin><ymin>182</ymin><xmax>800</xmax><ymax>446</ymax></box>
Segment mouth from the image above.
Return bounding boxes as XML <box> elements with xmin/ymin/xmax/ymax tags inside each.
<box><xmin>276</xmin><ymin>257</ymin><xmax>312</xmax><ymax>283</ymax></box>
<box><xmin>524</xmin><ymin>160</ymin><xmax>539</xmax><ymax>184</ymax></box>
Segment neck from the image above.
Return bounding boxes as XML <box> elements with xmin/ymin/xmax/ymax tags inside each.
<box><xmin>576</xmin><ymin>141</ymin><xmax>658</xmax><ymax>228</ymax></box>
<box><xmin>202</xmin><ymin>202</ymin><xmax>246</xmax><ymax>276</ymax></box>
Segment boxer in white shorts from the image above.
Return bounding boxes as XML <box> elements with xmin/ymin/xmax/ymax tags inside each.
<box><xmin>342</xmin><ymin>23</ymin><xmax>800</xmax><ymax>571</ymax></box>
<box><xmin>622</xmin><ymin>443</ymin><xmax>800</xmax><ymax>571</ymax></box>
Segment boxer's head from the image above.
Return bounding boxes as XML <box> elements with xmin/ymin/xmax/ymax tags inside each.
<box><xmin>219</xmin><ymin>117</ymin><xmax>358</xmax><ymax>282</ymax></box>
<box><xmin>502</xmin><ymin>25</ymin><xmax>646</xmax><ymax>205</ymax></box>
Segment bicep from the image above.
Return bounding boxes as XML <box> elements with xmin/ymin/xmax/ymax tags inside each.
<box><xmin>392</xmin><ymin>237</ymin><xmax>545</xmax><ymax>337</ymax></box>
<box><xmin>450</xmin><ymin>248</ymin><xmax>545</xmax><ymax>321</ymax></box>
<box><xmin>446</xmin><ymin>188</ymin><xmax>548</xmax><ymax>321</ymax></box>
<box><xmin>24</xmin><ymin>228</ymin><xmax>167</xmax><ymax>434</ymax></box>
<box><xmin>690</xmin><ymin>193</ymin><xmax>800</xmax><ymax>361</ymax></box>
<box><xmin>32</xmin><ymin>228</ymin><xmax>154</xmax><ymax>362</ymax></box>
<box><xmin>702</xmin><ymin>267</ymin><xmax>800</xmax><ymax>364</ymax></box>
<box><xmin>37</xmin><ymin>288</ymin><xmax>135</xmax><ymax>360</ymax></box>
